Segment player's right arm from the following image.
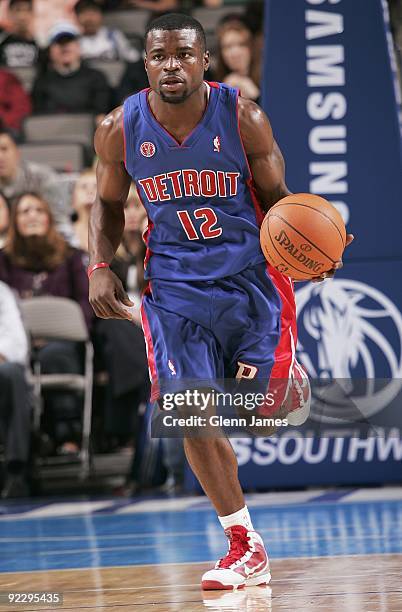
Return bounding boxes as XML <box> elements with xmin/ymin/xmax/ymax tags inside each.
<box><xmin>89</xmin><ymin>107</ymin><xmax>133</xmax><ymax>320</ymax></box>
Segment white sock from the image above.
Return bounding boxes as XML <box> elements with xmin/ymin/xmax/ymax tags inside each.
<box><xmin>218</xmin><ymin>505</ymin><xmax>254</xmax><ymax>531</ymax></box>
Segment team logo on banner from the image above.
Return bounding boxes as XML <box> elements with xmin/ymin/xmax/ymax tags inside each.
<box><xmin>140</xmin><ymin>141</ymin><xmax>156</xmax><ymax>157</ymax></box>
<box><xmin>296</xmin><ymin>279</ymin><xmax>402</xmax><ymax>421</ymax></box>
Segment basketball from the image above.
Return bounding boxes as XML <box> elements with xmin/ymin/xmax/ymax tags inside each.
<box><xmin>260</xmin><ymin>193</ymin><xmax>347</xmax><ymax>281</ymax></box>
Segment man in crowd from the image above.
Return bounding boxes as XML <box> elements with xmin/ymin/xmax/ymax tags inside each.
<box><xmin>0</xmin><ymin>0</ymin><xmax>39</xmax><ymax>68</ymax></box>
<box><xmin>0</xmin><ymin>126</ymin><xmax>72</xmax><ymax>237</ymax></box>
<box><xmin>74</xmin><ymin>0</ymin><xmax>140</xmax><ymax>62</ymax></box>
<box><xmin>32</xmin><ymin>23</ymin><xmax>111</xmax><ymax>126</ymax></box>
<box><xmin>0</xmin><ymin>281</ymin><xmax>31</xmax><ymax>498</ymax></box>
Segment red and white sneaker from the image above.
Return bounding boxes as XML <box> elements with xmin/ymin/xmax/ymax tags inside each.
<box><xmin>286</xmin><ymin>361</ymin><xmax>311</xmax><ymax>426</ymax></box>
<box><xmin>201</xmin><ymin>525</ymin><xmax>271</xmax><ymax>591</ymax></box>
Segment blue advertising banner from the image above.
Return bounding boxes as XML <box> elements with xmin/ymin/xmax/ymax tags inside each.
<box><xmin>262</xmin><ymin>0</ymin><xmax>402</xmax><ymax>259</ymax></box>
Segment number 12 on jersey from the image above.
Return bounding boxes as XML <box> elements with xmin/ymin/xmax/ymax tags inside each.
<box><xmin>177</xmin><ymin>208</ymin><xmax>222</xmax><ymax>241</ymax></box>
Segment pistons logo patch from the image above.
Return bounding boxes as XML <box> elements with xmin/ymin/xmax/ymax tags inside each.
<box><xmin>140</xmin><ymin>141</ymin><xmax>156</xmax><ymax>157</ymax></box>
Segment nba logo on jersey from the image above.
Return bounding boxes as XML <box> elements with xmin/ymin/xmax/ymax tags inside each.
<box><xmin>140</xmin><ymin>141</ymin><xmax>156</xmax><ymax>158</ymax></box>
<box><xmin>213</xmin><ymin>136</ymin><xmax>221</xmax><ymax>152</ymax></box>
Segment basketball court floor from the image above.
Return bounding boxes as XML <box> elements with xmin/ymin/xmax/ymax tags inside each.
<box><xmin>0</xmin><ymin>486</ymin><xmax>402</xmax><ymax>611</ymax></box>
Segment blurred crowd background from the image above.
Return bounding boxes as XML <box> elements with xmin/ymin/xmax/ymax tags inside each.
<box><xmin>0</xmin><ymin>0</ymin><xmax>401</xmax><ymax>499</ymax></box>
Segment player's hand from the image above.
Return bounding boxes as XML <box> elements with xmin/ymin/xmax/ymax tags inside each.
<box><xmin>89</xmin><ymin>268</ymin><xmax>134</xmax><ymax>320</ymax></box>
<box><xmin>311</xmin><ymin>233</ymin><xmax>354</xmax><ymax>283</ymax></box>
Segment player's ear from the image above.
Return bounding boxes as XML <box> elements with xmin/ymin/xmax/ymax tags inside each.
<box><xmin>203</xmin><ymin>50</ymin><xmax>210</xmax><ymax>72</ymax></box>
<box><xmin>144</xmin><ymin>53</ymin><xmax>148</xmax><ymax>72</ymax></box>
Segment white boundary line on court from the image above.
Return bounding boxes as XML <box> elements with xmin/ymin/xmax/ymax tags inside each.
<box><xmin>0</xmin><ymin>520</ymin><xmax>393</xmax><ymax>542</ymax></box>
<box><xmin>0</xmin><ymin>551</ymin><xmax>401</xmax><ymax>576</ymax></box>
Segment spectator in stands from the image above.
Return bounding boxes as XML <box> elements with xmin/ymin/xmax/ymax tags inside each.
<box><xmin>0</xmin><ymin>0</ymin><xmax>39</xmax><ymax>68</ymax></box>
<box><xmin>74</xmin><ymin>0</ymin><xmax>140</xmax><ymax>62</ymax></box>
<box><xmin>0</xmin><ymin>192</ymin><xmax>93</xmax><ymax>455</ymax></box>
<box><xmin>0</xmin><ymin>68</ymin><xmax>31</xmax><ymax>136</ymax></box>
<box><xmin>32</xmin><ymin>23</ymin><xmax>111</xmax><ymax>126</ymax></box>
<box><xmin>71</xmin><ymin>168</ymin><xmax>97</xmax><ymax>251</ymax></box>
<box><xmin>215</xmin><ymin>17</ymin><xmax>260</xmax><ymax>102</ymax></box>
<box><xmin>0</xmin><ymin>126</ymin><xmax>72</xmax><ymax>236</ymax></box>
<box><xmin>0</xmin><ymin>280</ymin><xmax>31</xmax><ymax>498</ymax></box>
<box><xmin>0</xmin><ymin>192</ymin><xmax>10</xmax><ymax>249</ymax></box>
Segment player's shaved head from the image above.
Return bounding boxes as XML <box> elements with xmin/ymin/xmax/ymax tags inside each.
<box><xmin>144</xmin><ymin>13</ymin><xmax>206</xmax><ymax>53</ymax></box>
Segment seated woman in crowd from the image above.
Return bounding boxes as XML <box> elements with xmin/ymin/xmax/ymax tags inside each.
<box><xmin>0</xmin><ymin>191</ymin><xmax>92</xmax><ymax>455</ymax></box>
<box><xmin>215</xmin><ymin>16</ymin><xmax>260</xmax><ymax>102</ymax></box>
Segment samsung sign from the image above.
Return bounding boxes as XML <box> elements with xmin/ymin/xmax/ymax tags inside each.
<box><xmin>305</xmin><ymin>1</ymin><xmax>349</xmax><ymax>223</ymax></box>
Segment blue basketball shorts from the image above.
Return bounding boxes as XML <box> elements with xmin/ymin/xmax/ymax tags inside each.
<box><xmin>140</xmin><ymin>262</ymin><xmax>298</xmax><ymax>403</ymax></box>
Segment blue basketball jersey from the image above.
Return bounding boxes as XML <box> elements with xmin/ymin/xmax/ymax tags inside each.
<box><xmin>123</xmin><ymin>82</ymin><xmax>266</xmax><ymax>281</ymax></box>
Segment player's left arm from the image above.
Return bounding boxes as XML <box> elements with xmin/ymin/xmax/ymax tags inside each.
<box><xmin>238</xmin><ymin>97</ymin><xmax>353</xmax><ymax>280</ymax></box>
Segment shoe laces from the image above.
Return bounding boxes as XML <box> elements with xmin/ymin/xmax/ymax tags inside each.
<box><xmin>218</xmin><ymin>525</ymin><xmax>250</xmax><ymax>569</ymax></box>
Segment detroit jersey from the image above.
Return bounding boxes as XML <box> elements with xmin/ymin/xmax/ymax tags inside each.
<box><xmin>123</xmin><ymin>82</ymin><xmax>266</xmax><ymax>281</ymax></box>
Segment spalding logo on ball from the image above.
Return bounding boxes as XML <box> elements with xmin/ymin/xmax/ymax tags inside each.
<box><xmin>260</xmin><ymin>193</ymin><xmax>346</xmax><ymax>281</ymax></box>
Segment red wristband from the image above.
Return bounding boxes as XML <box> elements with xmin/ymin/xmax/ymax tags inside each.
<box><xmin>87</xmin><ymin>262</ymin><xmax>110</xmax><ymax>279</ymax></box>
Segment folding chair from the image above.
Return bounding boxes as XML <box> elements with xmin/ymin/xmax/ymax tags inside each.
<box><xmin>19</xmin><ymin>143</ymin><xmax>85</xmax><ymax>173</ymax></box>
<box><xmin>104</xmin><ymin>10</ymin><xmax>148</xmax><ymax>36</ymax></box>
<box><xmin>20</xmin><ymin>297</ymin><xmax>94</xmax><ymax>479</ymax></box>
<box><xmin>87</xmin><ymin>59</ymin><xmax>125</xmax><ymax>88</ymax></box>
<box><xmin>23</xmin><ymin>114</ymin><xmax>95</xmax><ymax>148</ymax></box>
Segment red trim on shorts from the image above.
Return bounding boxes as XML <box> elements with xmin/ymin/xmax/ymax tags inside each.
<box><xmin>269</xmin><ymin>265</ymin><xmax>297</xmax><ymax>380</ymax></box>
<box><xmin>140</xmin><ymin>284</ymin><xmax>160</xmax><ymax>402</ymax></box>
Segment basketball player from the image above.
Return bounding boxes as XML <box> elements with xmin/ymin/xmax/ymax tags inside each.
<box><xmin>88</xmin><ymin>14</ymin><xmax>353</xmax><ymax>590</ymax></box>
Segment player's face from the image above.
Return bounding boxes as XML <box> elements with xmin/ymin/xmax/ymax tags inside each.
<box><xmin>145</xmin><ymin>29</ymin><xmax>209</xmax><ymax>104</ymax></box>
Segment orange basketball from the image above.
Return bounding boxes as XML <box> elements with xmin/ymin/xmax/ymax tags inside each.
<box><xmin>260</xmin><ymin>193</ymin><xmax>346</xmax><ymax>281</ymax></box>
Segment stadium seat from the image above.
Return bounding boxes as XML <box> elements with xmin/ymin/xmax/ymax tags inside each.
<box><xmin>193</xmin><ymin>6</ymin><xmax>244</xmax><ymax>33</ymax></box>
<box><xmin>23</xmin><ymin>114</ymin><xmax>95</xmax><ymax>148</ymax></box>
<box><xmin>21</xmin><ymin>297</ymin><xmax>94</xmax><ymax>480</ymax></box>
<box><xmin>104</xmin><ymin>9</ymin><xmax>149</xmax><ymax>36</ymax></box>
<box><xmin>19</xmin><ymin>143</ymin><xmax>85</xmax><ymax>173</ymax></box>
<box><xmin>87</xmin><ymin>59</ymin><xmax>126</xmax><ymax>88</ymax></box>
